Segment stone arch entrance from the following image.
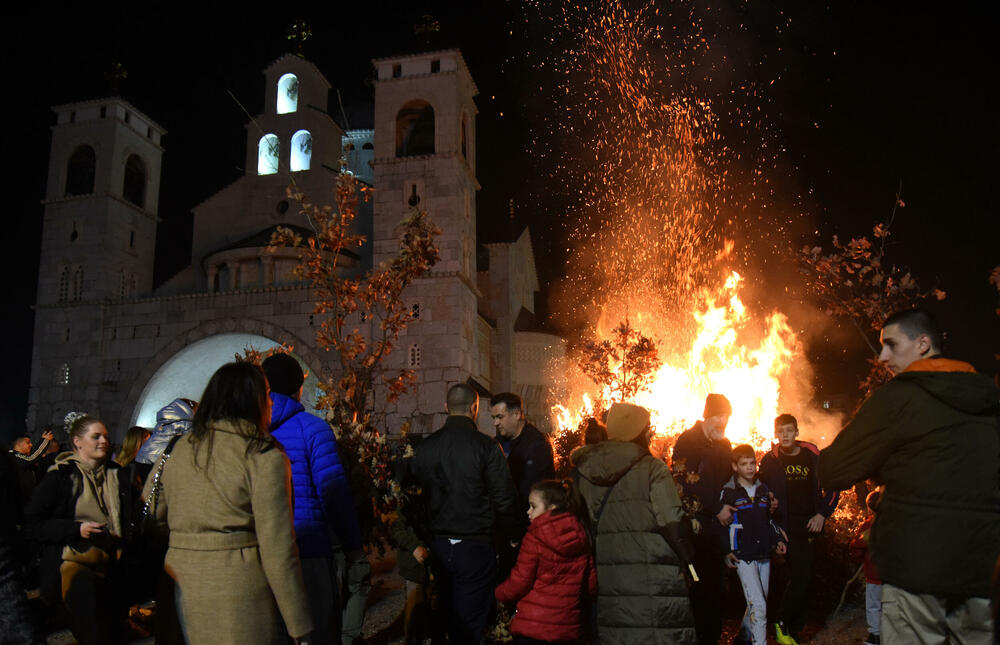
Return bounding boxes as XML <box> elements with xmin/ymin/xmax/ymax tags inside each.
<box><xmin>120</xmin><ymin>318</ymin><xmax>324</xmax><ymax>432</ymax></box>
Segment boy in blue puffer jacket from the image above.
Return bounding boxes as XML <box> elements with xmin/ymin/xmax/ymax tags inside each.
<box><xmin>263</xmin><ymin>352</ymin><xmax>363</xmax><ymax>644</ymax></box>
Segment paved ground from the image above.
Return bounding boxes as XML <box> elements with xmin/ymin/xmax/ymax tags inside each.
<box><xmin>43</xmin><ymin>550</ymin><xmax>406</xmax><ymax>645</ymax></box>
<box><xmin>42</xmin><ymin>548</ymin><xmax>872</xmax><ymax>644</ymax></box>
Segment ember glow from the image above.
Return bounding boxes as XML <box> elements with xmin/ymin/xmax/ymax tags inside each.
<box><xmin>531</xmin><ymin>0</ymin><xmax>836</xmax><ymax>454</ymax></box>
<box><xmin>552</xmin><ymin>271</ymin><xmax>801</xmax><ymax>452</ymax></box>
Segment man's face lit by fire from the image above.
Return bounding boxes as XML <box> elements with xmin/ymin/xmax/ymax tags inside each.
<box><xmin>491</xmin><ymin>402</ymin><xmax>525</xmax><ymax>440</ymax></box>
<box><xmin>703</xmin><ymin>415</ymin><xmax>729</xmax><ymax>442</ymax></box>
<box><xmin>878</xmin><ymin>323</ymin><xmax>931</xmax><ymax>374</ymax></box>
<box><xmin>775</xmin><ymin>422</ymin><xmax>798</xmax><ymax>451</ymax></box>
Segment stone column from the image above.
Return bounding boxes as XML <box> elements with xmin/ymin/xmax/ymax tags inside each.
<box><xmin>207</xmin><ymin>264</ymin><xmax>218</xmax><ymax>293</ymax></box>
<box><xmin>262</xmin><ymin>256</ymin><xmax>275</xmax><ymax>286</ymax></box>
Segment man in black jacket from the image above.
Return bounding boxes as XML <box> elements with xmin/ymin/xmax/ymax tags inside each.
<box><xmin>490</xmin><ymin>392</ymin><xmax>555</xmax><ymax>535</ymax></box>
<box><xmin>671</xmin><ymin>392</ymin><xmax>735</xmax><ymax>645</ymax></box>
<box><xmin>409</xmin><ymin>383</ymin><xmax>518</xmax><ymax>644</ymax></box>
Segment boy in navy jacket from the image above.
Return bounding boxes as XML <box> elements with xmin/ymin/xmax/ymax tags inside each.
<box><xmin>717</xmin><ymin>444</ymin><xmax>787</xmax><ymax>645</ymax></box>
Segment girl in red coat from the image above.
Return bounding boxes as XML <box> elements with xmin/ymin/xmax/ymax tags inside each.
<box><xmin>495</xmin><ymin>479</ymin><xmax>598</xmax><ymax>645</ymax></box>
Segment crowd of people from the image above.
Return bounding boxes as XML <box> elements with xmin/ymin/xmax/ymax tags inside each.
<box><xmin>1</xmin><ymin>306</ymin><xmax>998</xmax><ymax>645</ymax></box>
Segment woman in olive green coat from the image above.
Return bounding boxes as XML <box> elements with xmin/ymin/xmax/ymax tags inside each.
<box><xmin>144</xmin><ymin>362</ymin><xmax>313</xmax><ymax>644</ymax></box>
<box><xmin>574</xmin><ymin>403</ymin><xmax>696</xmax><ymax>645</ymax></box>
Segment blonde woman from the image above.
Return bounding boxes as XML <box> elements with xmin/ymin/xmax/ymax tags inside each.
<box><xmin>115</xmin><ymin>425</ymin><xmax>150</xmax><ymax>467</ymax></box>
<box><xmin>26</xmin><ymin>415</ymin><xmax>136</xmax><ymax>644</ymax></box>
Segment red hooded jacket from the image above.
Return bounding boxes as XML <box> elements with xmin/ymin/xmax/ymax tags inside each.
<box><xmin>495</xmin><ymin>509</ymin><xmax>598</xmax><ymax>642</ymax></box>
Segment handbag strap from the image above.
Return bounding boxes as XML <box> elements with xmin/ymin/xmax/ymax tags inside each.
<box><xmin>140</xmin><ymin>435</ymin><xmax>183</xmax><ymax>522</ymax></box>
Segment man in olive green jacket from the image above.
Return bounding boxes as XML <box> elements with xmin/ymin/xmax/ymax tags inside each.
<box><xmin>818</xmin><ymin>309</ymin><xmax>1000</xmax><ymax>645</ymax></box>
<box><xmin>575</xmin><ymin>402</ymin><xmax>696</xmax><ymax>644</ymax></box>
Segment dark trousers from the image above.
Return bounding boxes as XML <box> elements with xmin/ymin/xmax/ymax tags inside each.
<box><xmin>690</xmin><ymin>531</ymin><xmax>724</xmax><ymax>645</ymax></box>
<box><xmin>431</xmin><ymin>537</ymin><xmax>496</xmax><ymax>645</ymax></box>
<box><xmin>777</xmin><ymin>532</ymin><xmax>816</xmax><ymax>635</ymax></box>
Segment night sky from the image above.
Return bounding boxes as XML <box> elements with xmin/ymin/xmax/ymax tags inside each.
<box><xmin>3</xmin><ymin>1</ymin><xmax>997</xmax><ymax>436</ymax></box>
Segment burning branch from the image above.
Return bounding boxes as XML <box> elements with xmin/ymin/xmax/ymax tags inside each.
<box><xmin>578</xmin><ymin>318</ymin><xmax>662</xmax><ymax>404</ymax></box>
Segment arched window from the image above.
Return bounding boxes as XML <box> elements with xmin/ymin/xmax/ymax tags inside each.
<box><xmin>277</xmin><ymin>74</ymin><xmax>299</xmax><ymax>114</ymax></box>
<box><xmin>58</xmin><ymin>363</ymin><xmax>71</xmax><ymax>386</ymax></box>
<box><xmin>72</xmin><ymin>265</ymin><xmax>84</xmax><ymax>300</ymax></box>
<box><xmin>258</xmin><ymin>134</ymin><xmax>279</xmax><ymax>175</ymax></box>
<box><xmin>408</xmin><ymin>344</ymin><xmax>422</xmax><ymax>368</ymax></box>
<box><xmin>290</xmin><ymin>130</ymin><xmax>312</xmax><ymax>171</ymax></box>
<box><xmin>65</xmin><ymin>145</ymin><xmax>96</xmax><ymax>196</ymax></box>
<box><xmin>361</xmin><ymin>142</ymin><xmax>373</xmax><ymax>151</ymax></box>
<box><xmin>123</xmin><ymin>154</ymin><xmax>146</xmax><ymax>207</ymax></box>
<box><xmin>395</xmin><ymin>100</ymin><xmax>435</xmax><ymax>157</ymax></box>
<box><xmin>130</xmin><ymin>273</ymin><xmax>137</xmax><ymax>297</ymax></box>
<box><xmin>119</xmin><ymin>269</ymin><xmax>127</xmax><ymax>298</ymax></box>
<box><xmin>58</xmin><ymin>267</ymin><xmax>69</xmax><ymax>302</ymax></box>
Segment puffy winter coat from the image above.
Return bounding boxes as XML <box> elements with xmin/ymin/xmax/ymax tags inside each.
<box><xmin>575</xmin><ymin>440</ymin><xmax>696</xmax><ymax>644</ymax></box>
<box><xmin>495</xmin><ymin>510</ymin><xmax>597</xmax><ymax>642</ymax></box>
<box><xmin>819</xmin><ymin>357</ymin><xmax>1000</xmax><ymax>597</ymax></box>
<box><xmin>136</xmin><ymin>398</ymin><xmax>195</xmax><ymax>466</ymax></box>
<box><xmin>715</xmin><ymin>476</ymin><xmax>785</xmax><ymax>561</ymax></box>
<box><xmin>268</xmin><ymin>392</ymin><xmax>361</xmax><ymax>556</ymax></box>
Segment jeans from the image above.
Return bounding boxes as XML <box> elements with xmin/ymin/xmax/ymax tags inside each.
<box><xmin>866</xmin><ymin>581</ymin><xmax>883</xmax><ymax>636</ymax></box>
<box><xmin>735</xmin><ymin>559</ymin><xmax>771</xmax><ymax>645</ymax></box>
<box><xmin>881</xmin><ymin>583</ymin><xmax>993</xmax><ymax>645</ymax></box>
<box><xmin>430</xmin><ymin>537</ymin><xmax>496</xmax><ymax>645</ymax></box>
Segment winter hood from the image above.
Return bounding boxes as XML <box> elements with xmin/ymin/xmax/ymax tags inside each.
<box><xmin>575</xmin><ymin>440</ymin><xmax>649</xmax><ymax>487</ymax></box>
<box><xmin>269</xmin><ymin>392</ymin><xmax>305</xmax><ymax>431</ymax></box>
<box><xmin>136</xmin><ymin>398</ymin><xmax>196</xmax><ymax>465</ymax></box>
<box><xmin>530</xmin><ymin>509</ymin><xmax>591</xmax><ymax>558</ymax></box>
<box><xmin>898</xmin><ymin>358</ymin><xmax>999</xmax><ymax>416</ymax></box>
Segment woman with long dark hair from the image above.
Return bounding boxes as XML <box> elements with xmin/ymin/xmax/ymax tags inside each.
<box><xmin>25</xmin><ymin>415</ymin><xmax>136</xmax><ymax>644</ymax></box>
<box><xmin>142</xmin><ymin>361</ymin><xmax>313</xmax><ymax>644</ymax></box>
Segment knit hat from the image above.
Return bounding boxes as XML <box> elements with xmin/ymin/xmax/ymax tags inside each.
<box><xmin>605</xmin><ymin>402</ymin><xmax>651</xmax><ymax>442</ymax></box>
<box><xmin>703</xmin><ymin>393</ymin><xmax>732</xmax><ymax>419</ymax></box>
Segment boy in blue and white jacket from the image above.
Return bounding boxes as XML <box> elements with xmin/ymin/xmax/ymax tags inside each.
<box><xmin>717</xmin><ymin>444</ymin><xmax>787</xmax><ymax>645</ymax></box>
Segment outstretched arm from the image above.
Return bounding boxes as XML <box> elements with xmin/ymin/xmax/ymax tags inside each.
<box><xmin>818</xmin><ymin>385</ymin><xmax>905</xmax><ymax>491</ymax></box>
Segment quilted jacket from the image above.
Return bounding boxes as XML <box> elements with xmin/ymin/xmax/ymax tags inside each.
<box><xmin>269</xmin><ymin>393</ymin><xmax>361</xmax><ymax>557</ymax></box>
<box><xmin>575</xmin><ymin>440</ymin><xmax>696</xmax><ymax>644</ymax></box>
<box><xmin>135</xmin><ymin>398</ymin><xmax>195</xmax><ymax>465</ymax></box>
<box><xmin>495</xmin><ymin>510</ymin><xmax>597</xmax><ymax>642</ymax></box>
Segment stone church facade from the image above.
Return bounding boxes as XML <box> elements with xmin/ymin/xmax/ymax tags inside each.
<box><xmin>28</xmin><ymin>50</ymin><xmax>564</xmax><ymax>440</ymax></box>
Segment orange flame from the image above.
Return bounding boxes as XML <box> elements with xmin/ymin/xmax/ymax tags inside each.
<box><xmin>552</xmin><ymin>271</ymin><xmax>801</xmax><ymax>452</ymax></box>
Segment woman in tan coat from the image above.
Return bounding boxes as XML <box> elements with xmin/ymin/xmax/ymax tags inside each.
<box><xmin>144</xmin><ymin>362</ymin><xmax>313</xmax><ymax>644</ymax></box>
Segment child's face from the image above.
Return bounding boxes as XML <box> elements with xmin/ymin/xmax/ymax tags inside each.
<box><xmin>527</xmin><ymin>491</ymin><xmax>551</xmax><ymax>523</ymax></box>
<box><xmin>775</xmin><ymin>423</ymin><xmax>798</xmax><ymax>449</ymax></box>
<box><xmin>732</xmin><ymin>456</ymin><xmax>757</xmax><ymax>482</ymax></box>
